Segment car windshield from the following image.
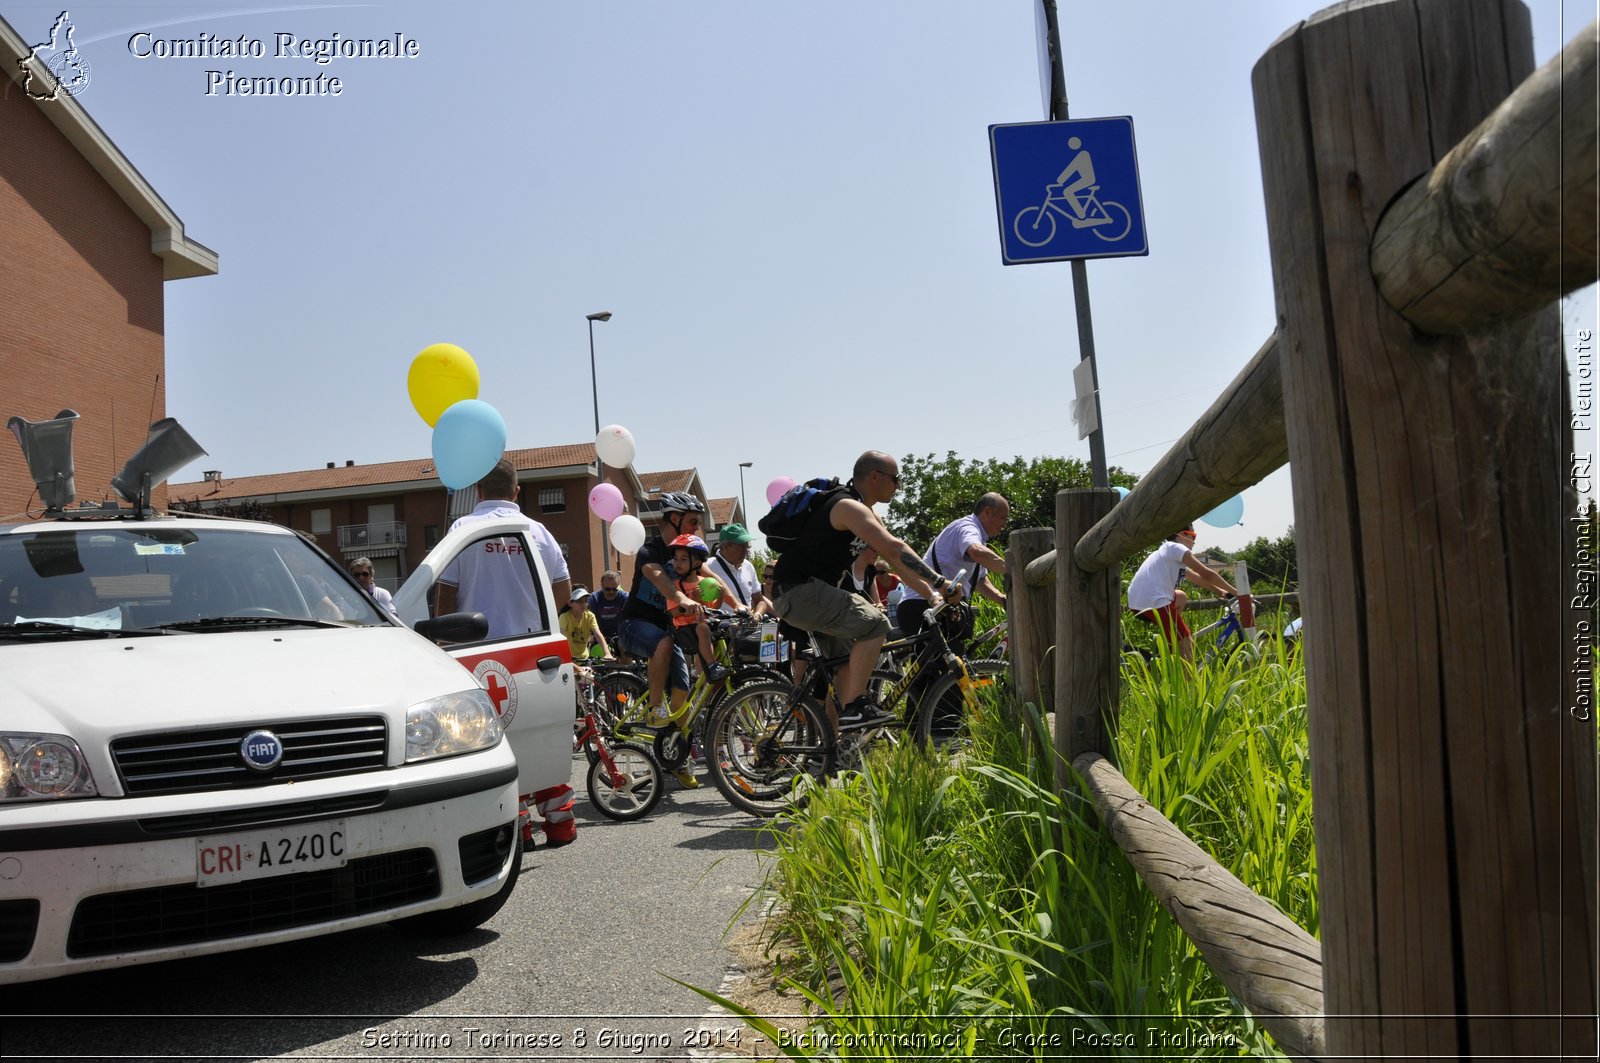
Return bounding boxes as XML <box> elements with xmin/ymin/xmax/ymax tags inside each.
<box><xmin>0</xmin><ymin>524</ymin><xmax>389</xmax><ymax>638</ymax></box>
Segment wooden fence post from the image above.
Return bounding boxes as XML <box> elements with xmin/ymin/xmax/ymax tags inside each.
<box><xmin>1006</xmin><ymin>528</ymin><xmax>1056</xmax><ymax>718</ymax></box>
<box><xmin>1254</xmin><ymin>1</ymin><xmax>1596</xmax><ymax>1057</ymax></box>
<box><xmin>1054</xmin><ymin>489</ymin><xmax>1120</xmax><ymax>790</ymax></box>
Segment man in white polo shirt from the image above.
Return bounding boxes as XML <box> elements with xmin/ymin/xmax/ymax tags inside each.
<box><xmin>437</xmin><ymin>458</ymin><xmax>571</xmax><ymax>638</ymax></box>
<box><xmin>706</xmin><ymin>524</ymin><xmax>769</xmax><ymax>618</ymax></box>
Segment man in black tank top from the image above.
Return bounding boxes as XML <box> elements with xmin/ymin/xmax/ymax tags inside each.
<box><xmin>769</xmin><ymin>450</ymin><xmax>963</xmax><ymax>734</ymax></box>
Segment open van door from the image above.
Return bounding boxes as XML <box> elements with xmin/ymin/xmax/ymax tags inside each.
<box><xmin>393</xmin><ymin>518</ymin><xmax>573</xmax><ymax>842</ymax></box>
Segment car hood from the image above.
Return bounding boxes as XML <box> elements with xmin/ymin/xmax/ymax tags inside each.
<box><xmin>0</xmin><ymin>625</ymin><xmax>478</xmax><ymax>739</ymax></box>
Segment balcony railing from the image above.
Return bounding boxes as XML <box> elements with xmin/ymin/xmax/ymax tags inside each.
<box><xmin>337</xmin><ymin>522</ymin><xmax>407</xmax><ymax>551</ymax></box>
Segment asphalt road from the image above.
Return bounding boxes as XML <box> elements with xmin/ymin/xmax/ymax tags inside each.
<box><xmin>1</xmin><ymin>755</ymin><xmax>785</xmax><ymax>1062</ymax></box>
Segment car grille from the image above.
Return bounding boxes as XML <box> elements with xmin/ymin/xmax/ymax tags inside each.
<box><xmin>111</xmin><ymin>717</ymin><xmax>388</xmax><ymax>796</ymax></box>
<box><xmin>0</xmin><ymin>899</ymin><xmax>40</xmax><ymax>962</ymax></box>
<box><xmin>66</xmin><ymin>849</ymin><xmax>439</xmax><ymax>958</ymax></box>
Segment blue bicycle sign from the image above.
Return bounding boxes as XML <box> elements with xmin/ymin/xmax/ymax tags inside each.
<box><xmin>989</xmin><ymin>117</ymin><xmax>1148</xmax><ymax>264</ymax></box>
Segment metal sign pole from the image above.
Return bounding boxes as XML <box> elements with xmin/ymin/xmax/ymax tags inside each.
<box><xmin>1042</xmin><ymin>0</ymin><xmax>1109</xmax><ymax>488</ymax></box>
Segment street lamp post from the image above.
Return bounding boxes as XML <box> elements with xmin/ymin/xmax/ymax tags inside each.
<box><xmin>587</xmin><ymin>311</ymin><xmax>613</xmax><ymax>573</ymax></box>
<box><xmin>737</xmin><ymin>461</ymin><xmax>753</xmax><ymax>525</ymax></box>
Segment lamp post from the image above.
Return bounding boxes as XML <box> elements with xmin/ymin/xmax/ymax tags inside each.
<box><xmin>737</xmin><ymin>461</ymin><xmax>753</xmax><ymax>525</ymax></box>
<box><xmin>586</xmin><ymin>311</ymin><xmax>613</xmax><ymax>573</ymax></box>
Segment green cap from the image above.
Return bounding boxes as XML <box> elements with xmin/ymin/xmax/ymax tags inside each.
<box><xmin>718</xmin><ymin>523</ymin><xmax>754</xmax><ymax>544</ymax></box>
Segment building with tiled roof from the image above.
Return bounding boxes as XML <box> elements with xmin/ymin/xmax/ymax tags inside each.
<box><xmin>170</xmin><ymin>444</ymin><xmax>643</xmax><ymax>591</ymax></box>
<box><xmin>167</xmin><ymin>447</ymin><xmax>740</xmax><ymax>591</ymax></box>
<box><xmin>1</xmin><ymin>12</ymin><xmax>216</xmax><ymax>518</ymax></box>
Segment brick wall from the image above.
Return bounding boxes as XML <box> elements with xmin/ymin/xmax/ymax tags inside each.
<box><xmin>0</xmin><ymin>84</ymin><xmax>167</xmax><ymax>517</ymax></box>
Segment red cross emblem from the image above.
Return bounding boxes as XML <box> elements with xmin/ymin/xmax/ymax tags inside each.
<box><xmin>484</xmin><ymin>671</ymin><xmax>510</xmax><ymax>713</ymax></box>
<box><xmin>471</xmin><ymin>659</ymin><xmax>519</xmax><ymax>727</ymax></box>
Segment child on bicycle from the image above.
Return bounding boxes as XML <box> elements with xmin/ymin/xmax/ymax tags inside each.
<box><xmin>1127</xmin><ymin>525</ymin><xmax>1240</xmax><ymax>662</ymax></box>
<box><xmin>667</xmin><ymin>535</ymin><xmax>742</xmax><ymax>684</ymax></box>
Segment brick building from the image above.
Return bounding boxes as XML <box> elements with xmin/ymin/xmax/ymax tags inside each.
<box><xmin>169</xmin><ymin>450</ymin><xmax>743</xmax><ymax>592</ymax></box>
<box><xmin>0</xmin><ymin>14</ymin><xmax>216</xmax><ymax>518</ymax></box>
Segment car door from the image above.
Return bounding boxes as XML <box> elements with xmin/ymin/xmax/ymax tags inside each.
<box><xmin>393</xmin><ymin>517</ymin><xmax>571</xmax><ymax>802</ymax></box>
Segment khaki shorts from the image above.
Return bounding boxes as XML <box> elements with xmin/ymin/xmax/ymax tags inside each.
<box><xmin>774</xmin><ymin>578</ymin><xmax>889</xmax><ymax>659</ymax></box>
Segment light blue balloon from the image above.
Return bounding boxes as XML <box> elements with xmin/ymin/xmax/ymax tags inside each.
<box><xmin>432</xmin><ymin>399</ymin><xmax>506</xmax><ymax>489</ymax></box>
<box><xmin>1199</xmin><ymin>493</ymin><xmax>1245</xmax><ymax>528</ymax></box>
<box><xmin>1114</xmin><ymin>486</ymin><xmax>1130</xmax><ymax>500</ymax></box>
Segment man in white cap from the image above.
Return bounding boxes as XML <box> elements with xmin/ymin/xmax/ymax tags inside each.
<box><xmin>560</xmin><ymin>585</ymin><xmax>609</xmax><ymax>660</ymax></box>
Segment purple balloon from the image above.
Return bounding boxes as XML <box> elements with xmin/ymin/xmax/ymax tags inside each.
<box><xmin>765</xmin><ymin>476</ymin><xmax>798</xmax><ymax>507</ymax></box>
<box><xmin>588</xmin><ymin>482</ymin><xmax>626</xmax><ymax>522</ymax></box>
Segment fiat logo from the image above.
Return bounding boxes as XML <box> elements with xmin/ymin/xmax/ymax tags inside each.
<box><xmin>240</xmin><ymin>729</ymin><xmax>284</xmax><ymax>772</ymax></box>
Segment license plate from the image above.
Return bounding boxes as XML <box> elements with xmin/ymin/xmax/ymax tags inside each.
<box><xmin>196</xmin><ymin>820</ymin><xmax>349</xmax><ymax>888</ymax></box>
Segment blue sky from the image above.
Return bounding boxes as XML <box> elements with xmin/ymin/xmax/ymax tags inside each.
<box><xmin>6</xmin><ymin>0</ymin><xmax>1594</xmax><ymax>554</ymax></box>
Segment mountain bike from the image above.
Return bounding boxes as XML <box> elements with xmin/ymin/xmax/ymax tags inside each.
<box><xmin>1192</xmin><ymin>594</ymin><xmax>1259</xmax><ymax>665</ymax></box>
<box><xmin>609</xmin><ymin>615</ymin><xmax>781</xmax><ymax>773</ymax></box>
<box><xmin>704</xmin><ymin>592</ymin><xmax>1007</xmax><ymax>817</ymax></box>
<box><xmin>574</xmin><ymin>710</ymin><xmax>663</xmax><ymax>821</ymax></box>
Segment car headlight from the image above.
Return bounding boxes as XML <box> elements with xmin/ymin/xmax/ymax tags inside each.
<box><xmin>405</xmin><ymin>689</ymin><xmax>503</xmax><ymax>763</ymax></box>
<box><xmin>0</xmin><ymin>733</ymin><xmax>99</xmax><ymax>801</ymax></box>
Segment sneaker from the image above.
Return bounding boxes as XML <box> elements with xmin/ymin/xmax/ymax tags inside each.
<box><xmin>672</xmin><ymin>767</ymin><xmax>701</xmax><ymax>789</ymax></box>
<box><xmin>838</xmin><ymin>697</ymin><xmax>894</xmax><ymax>731</ymax></box>
<box><xmin>705</xmin><ymin>664</ymin><xmax>730</xmax><ymax>684</ymax></box>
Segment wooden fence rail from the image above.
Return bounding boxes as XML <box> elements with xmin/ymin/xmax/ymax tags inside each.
<box><xmin>1004</xmin><ymin>3</ymin><xmax>1597</xmax><ymax>1058</ymax></box>
<box><xmin>1075</xmin><ymin>752</ymin><xmax>1325</xmax><ymax>1060</ymax></box>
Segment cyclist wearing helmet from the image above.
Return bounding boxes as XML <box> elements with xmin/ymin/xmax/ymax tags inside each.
<box><xmin>666</xmin><ymin>533</ymin><xmax>739</xmax><ymax>685</ymax></box>
<box><xmin>616</xmin><ymin>491</ymin><xmax>711</xmax><ymax>786</ymax></box>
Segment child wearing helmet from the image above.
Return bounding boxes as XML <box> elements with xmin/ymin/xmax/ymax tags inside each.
<box><xmin>667</xmin><ymin>534</ymin><xmax>738</xmax><ymax>684</ymax></box>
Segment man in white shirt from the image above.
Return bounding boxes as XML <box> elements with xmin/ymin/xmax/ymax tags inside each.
<box><xmin>706</xmin><ymin>524</ymin><xmax>768</xmax><ymax>618</ymax></box>
<box><xmin>349</xmin><ymin>556</ymin><xmax>398</xmax><ymax>616</ymax></box>
<box><xmin>1126</xmin><ymin>524</ymin><xmax>1238</xmax><ymax>662</ymax></box>
<box><xmin>436</xmin><ymin>458</ymin><xmax>571</xmax><ymax>638</ymax></box>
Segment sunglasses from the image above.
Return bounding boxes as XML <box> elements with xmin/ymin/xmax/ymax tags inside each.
<box><xmin>354</xmin><ymin>571</ymin><xmax>373</xmax><ymax>579</ymax></box>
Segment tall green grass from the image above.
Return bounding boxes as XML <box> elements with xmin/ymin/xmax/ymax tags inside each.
<box><xmin>725</xmin><ymin>640</ymin><xmax>1313</xmax><ymax>1060</ymax></box>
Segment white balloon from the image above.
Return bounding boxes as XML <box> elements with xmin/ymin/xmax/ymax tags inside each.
<box><xmin>595</xmin><ymin>424</ymin><xmax>637</xmax><ymax>469</ymax></box>
<box><xmin>610</xmin><ymin>513</ymin><xmax>646</xmax><ymax>555</ymax></box>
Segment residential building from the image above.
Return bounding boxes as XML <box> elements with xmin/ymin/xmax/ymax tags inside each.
<box><xmin>0</xmin><ymin>13</ymin><xmax>216</xmax><ymax>517</ymax></box>
<box><xmin>169</xmin><ymin>449</ymin><xmax>739</xmax><ymax>591</ymax></box>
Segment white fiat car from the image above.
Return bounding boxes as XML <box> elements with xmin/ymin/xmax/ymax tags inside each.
<box><xmin>0</xmin><ymin>512</ymin><xmax>531</xmax><ymax>985</ymax></box>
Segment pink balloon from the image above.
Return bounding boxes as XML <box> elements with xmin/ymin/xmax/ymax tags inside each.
<box><xmin>765</xmin><ymin>476</ymin><xmax>798</xmax><ymax>507</ymax></box>
<box><xmin>588</xmin><ymin>482</ymin><xmax>626</xmax><ymax>522</ymax></box>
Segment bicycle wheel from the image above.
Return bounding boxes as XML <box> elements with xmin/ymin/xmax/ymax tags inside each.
<box><xmin>1013</xmin><ymin>205</ymin><xmax>1056</xmax><ymax>247</ymax></box>
<box><xmin>704</xmin><ymin>681</ymin><xmax>834</xmax><ymax>818</ymax></box>
<box><xmin>595</xmin><ymin>669</ymin><xmax>647</xmax><ymax>733</ymax></box>
<box><xmin>586</xmin><ymin>741</ymin><xmax>664</xmax><ymax>821</ymax></box>
<box><xmin>1091</xmin><ymin>200</ymin><xmax>1133</xmax><ymax>242</ymax></box>
<box><xmin>913</xmin><ymin>658</ymin><xmax>1009</xmax><ymax>751</ymax></box>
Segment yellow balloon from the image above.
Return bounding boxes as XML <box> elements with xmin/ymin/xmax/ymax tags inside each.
<box><xmin>407</xmin><ymin>343</ymin><xmax>480</xmax><ymax>427</ymax></box>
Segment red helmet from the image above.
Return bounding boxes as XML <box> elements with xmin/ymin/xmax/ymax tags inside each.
<box><xmin>668</xmin><ymin>534</ymin><xmax>709</xmax><ymax>559</ymax></box>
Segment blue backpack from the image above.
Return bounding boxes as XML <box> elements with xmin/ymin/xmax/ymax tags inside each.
<box><xmin>758</xmin><ymin>477</ymin><xmax>850</xmax><ymax>553</ymax></box>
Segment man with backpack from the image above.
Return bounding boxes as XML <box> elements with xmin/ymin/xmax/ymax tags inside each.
<box><xmin>763</xmin><ymin>451</ymin><xmax>961</xmax><ymax>733</ymax></box>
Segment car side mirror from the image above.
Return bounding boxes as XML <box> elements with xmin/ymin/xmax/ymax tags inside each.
<box><xmin>414</xmin><ymin>611</ymin><xmax>488</xmax><ymax>643</ymax></box>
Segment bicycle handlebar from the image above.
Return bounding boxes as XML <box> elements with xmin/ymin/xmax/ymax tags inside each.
<box><xmin>924</xmin><ymin>569</ymin><xmax>968</xmax><ymax>626</ymax></box>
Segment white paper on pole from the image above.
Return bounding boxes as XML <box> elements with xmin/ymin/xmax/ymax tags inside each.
<box><xmin>1035</xmin><ymin>0</ymin><xmax>1052</xmax><ymax>119</ymax></box>
<box><xmin>1072</xmin><ymin>358</ymin><xmax>1098</xmax><ymax>439</ymax></box>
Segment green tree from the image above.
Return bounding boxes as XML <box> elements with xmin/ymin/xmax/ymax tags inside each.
<box><xmin>886</xmin><ymin>451</ymin><xmax>1138</xmax><ymax>552</ymax></box>
<box><xmin>1232</xmin><ymin>527</ymin><xmax>1297</xmax><ymax>589</ymax></box>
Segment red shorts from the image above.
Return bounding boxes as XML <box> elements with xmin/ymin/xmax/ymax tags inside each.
<box><xmin>1133</xmin><ymin>602</ymin><xmax>1189</xmax><ymax>641</ymax></box>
